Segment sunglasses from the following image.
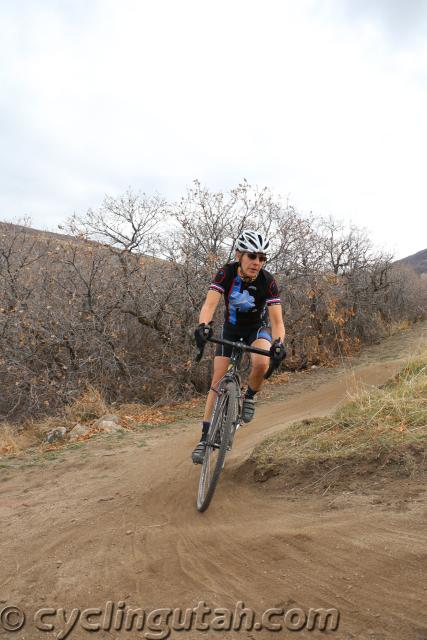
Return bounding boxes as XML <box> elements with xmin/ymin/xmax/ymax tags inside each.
<box><xmin>246</xmin><ymin>252</ymin><xmax>267</xmax><ymax>263</ymax></box>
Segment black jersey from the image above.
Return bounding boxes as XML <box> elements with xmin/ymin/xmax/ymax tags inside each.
<box><xmin>209</xmin><ymin>262</ymin><xmax>281</xmax><ymax>331</ymax></box>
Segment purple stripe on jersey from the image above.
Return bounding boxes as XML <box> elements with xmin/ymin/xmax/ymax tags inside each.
<box><xmin>209</xmin><ymin>284</ymin><xmax>225</xmax><ymax>293</ymax></box>
<box><xmin>266</xmin><ymin>298</ymin><xmax>281</xmax><ymax>305</ymax></box>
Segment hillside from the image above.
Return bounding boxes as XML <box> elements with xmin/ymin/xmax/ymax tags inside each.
<box><xmin>0</xmin><ymin>220</ymin><xmax>81</xmax><ymax>244</ymax></box>
<box><xmin>0</xmin><ymin>219</ymin><xmax>165</xmax><ymax>264</ymax></box>
<box><xmin>396</xmin><ymin>247</ymin><xmax>427</xmax><ymax>276</ymax></box>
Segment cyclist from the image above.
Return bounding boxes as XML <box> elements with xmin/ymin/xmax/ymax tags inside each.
<box><xmin>192</xmin><ymin>229</ymin><xmax>286</xmax><ymax>464</ymax></box>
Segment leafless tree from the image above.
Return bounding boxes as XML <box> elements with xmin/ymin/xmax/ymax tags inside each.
<box><xmin>0</xmin><ymin>184</ymin><xmax>425</xmax><ymax>423</ymax></box>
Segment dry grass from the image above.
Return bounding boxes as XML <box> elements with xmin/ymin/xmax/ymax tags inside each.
<box><xmin>117</xmin><ymin>397</ymin><xmax>203</xmax><ymax>429</ymax></box>
<box><xmin>0</xmin><ymin>420</ymin><xmax>43</xmax><ymax>455</ymax></box>
<box><xmin>0</xmin><ymin>386</ymin><xmax>110</xmax><ymax>455</ymax></box>
<box><xmin>63</xmin><ymin>385</ymin><xmax>110</xmax><ymax>424</ymax></box>
<box><xmin>0</xmin><ymin>423</ymin><xmax>21</xmax><ymax>455</ymax></box>
<box><xmin>251</xmin><ymin>350</ymin><xmax>427</xmax><ymax>486</ymax></box>
<box><xmin>386</xmin><ymin>319</ymin><xmax>412</xmax><ymax>336</ymax></box>
<box><xmin>0</xmin><ymin>387</ymin><xmax>204</xmax><ymax>456</ymax></box>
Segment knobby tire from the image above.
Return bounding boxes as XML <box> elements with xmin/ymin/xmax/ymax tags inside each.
<box><xmin>196</xmin><ymin>381</ymin><xmax>238</xmax><ymax>512</ymax></box>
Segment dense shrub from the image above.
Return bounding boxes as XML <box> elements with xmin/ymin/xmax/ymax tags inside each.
<box><xmin>1</xmin><ymin>182</ymin><xmax>425</xmax><ymax>421</ymax></box>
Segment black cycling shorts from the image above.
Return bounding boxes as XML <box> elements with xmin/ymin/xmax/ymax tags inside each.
<box><xmin>215</xmin><ymin>325</ymin><xmax>272</xmax><ymax>358</ymax></box>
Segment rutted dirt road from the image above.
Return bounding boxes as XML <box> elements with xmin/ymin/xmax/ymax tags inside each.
<box><xmin>1</xmin><ymin>322</ymin><xmax>426</xmax><ymax>640</ymax></box>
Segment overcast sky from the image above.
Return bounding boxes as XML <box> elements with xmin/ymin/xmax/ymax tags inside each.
<box><xmin>1</xmin><ymin>0</ymin><xmax>426</xmax><ymax>259</ymax></box>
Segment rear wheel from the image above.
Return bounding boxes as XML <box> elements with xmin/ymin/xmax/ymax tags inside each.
<box><xmin>196</xmin><ymin>380</ymin><xmax>238</xmax><ymax>512</ymax></box>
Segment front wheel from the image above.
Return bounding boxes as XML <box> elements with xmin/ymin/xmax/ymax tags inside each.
<box><xmin>196</xmin><ymin>380</ymin><xmax>238</xmax><ymax>512</ymax></box>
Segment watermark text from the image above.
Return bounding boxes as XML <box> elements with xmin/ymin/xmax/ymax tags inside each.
<box><xmin>1</xmin><ymin>601</ymin><xmax>340</xmax><ymax>638</ymax></box>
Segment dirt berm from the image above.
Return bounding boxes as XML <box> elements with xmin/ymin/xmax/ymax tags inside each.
<box><xmin>1</xmin><ymin>321</ymin><xmax>426</xmax><ymax>640</ymax></box>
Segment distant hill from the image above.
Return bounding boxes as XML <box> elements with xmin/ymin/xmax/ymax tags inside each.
<box><xmin>0</xmin><ymin>221</ymin><xmax>82</xmax><ymax>245</ymax></box>
<box><xmin>0</xmin><ymin>220</ymin><xmax>165</xmax><ymax>266</ymax></box>
<box><xmin>395</xmin><ymin>248</ymin><xmax>427</xmax><ymax>277</ymax></box>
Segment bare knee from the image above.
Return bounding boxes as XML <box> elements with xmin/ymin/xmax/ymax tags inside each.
<box><xmin>251</xmin><ymin>361</ymin><xmax>269</xmax><ymax>377</ymax></box>
<box><xmin>250</xmin><ymin>340</ymin><xmax>271</xmax><ymax>380</ymax></box>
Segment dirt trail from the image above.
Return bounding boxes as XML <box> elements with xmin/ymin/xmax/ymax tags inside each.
<box><xmin>1</xmin><ymin>322</ymin><xmax>427</xmax><ymax>640</ymax></box>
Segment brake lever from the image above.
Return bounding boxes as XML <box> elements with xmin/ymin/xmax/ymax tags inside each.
<box><xmin>264</xmin><ymin>343</ymin><xmax>286</xmax><ymax>379</ymax></box>
<box><xmin>264</xmin><ymin>359</ymin><xmax>277</xmax><ymax>379</ymax></box>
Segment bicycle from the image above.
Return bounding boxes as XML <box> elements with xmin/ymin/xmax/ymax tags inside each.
<box><xmin>195</xmin><ymin>335</ymin><xmax>282</xmax><ymax>512</ymax></box>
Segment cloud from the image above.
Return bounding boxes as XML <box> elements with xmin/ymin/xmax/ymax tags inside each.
<box><xmin>316</xmin><ymin>0</ymin><xmax>427</xmax><ymax>47</ymax></box>
<box><xmin>0</xmin><ymin>0</ymin><xmax>426</xmax><ymax>258</ymax></box>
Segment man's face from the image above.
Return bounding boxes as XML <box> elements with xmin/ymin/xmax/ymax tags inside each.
<box><xmin>237</xmin><ymin>251</ymin><xmax>267</xmax><ymax>278</ymax></box>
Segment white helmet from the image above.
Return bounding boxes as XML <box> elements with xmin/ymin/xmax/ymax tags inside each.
<box><xmin>235</xmin><ymin>229</ymin><xmax>270</xmax><ymax>254</ymax></box>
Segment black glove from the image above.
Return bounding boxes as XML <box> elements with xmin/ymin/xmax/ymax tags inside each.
<box><xmin>270</xmin><ymin>338</ymin><xmax>286</xmax><ymax>365</ymax></box>
<box><xmin>194</xmin><ymin>322</ymin><xmax>213</xmax><ymax>349</ymax></box>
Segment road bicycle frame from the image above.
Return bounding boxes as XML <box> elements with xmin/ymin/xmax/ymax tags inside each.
<box><xmin>209</xmin><ymin>338</ymin><xmax>246</xmax><ymax>433</ymax></box>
